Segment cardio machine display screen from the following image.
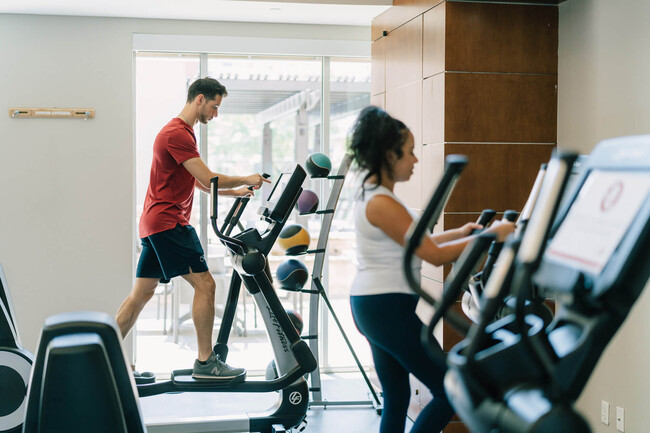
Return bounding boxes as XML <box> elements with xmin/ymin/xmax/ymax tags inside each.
<box><xmin>545</xmin><ymin>170</ymin><xmax>650</xmax><ymax>275</ymax></box>
<box><xmin>258</xmin><ymin>172</ymin><xmax>291</xmax><ymax>219</ymax></box>
<box><xmin>265</xmin><ymin>172</ymin><xmax>290</xmax><ymax>206</ymax></box>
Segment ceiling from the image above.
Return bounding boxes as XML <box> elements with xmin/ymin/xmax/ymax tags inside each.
<box><xmin>0</xmin><ymin>0</ymin><xmax>392</xmax><ymax>26</ymax></box>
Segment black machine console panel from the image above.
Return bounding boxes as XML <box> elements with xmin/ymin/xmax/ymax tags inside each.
<box><xmin>258</xmin><ymin>165</ymin><xmax>306</xmax><ymax>224</ymax></box>
<box><xmin>445</xmin><ymin>135</ymin><xmax>650</xmax><ymax>433</ymax></box>
<box><xmin>534</xmin><ymin>138</ymin><xmax>650</xmax><ymax>302</ymax></box>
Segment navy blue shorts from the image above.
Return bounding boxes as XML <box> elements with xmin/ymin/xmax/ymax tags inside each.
<box><xmin>136</xmin><ymin>224</ymin><xmax>208</xmax><ymax>284</ymax></box>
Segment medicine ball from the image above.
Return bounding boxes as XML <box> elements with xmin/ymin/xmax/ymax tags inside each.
<box><xmin>285</xmin><ymin>309</ymin><xmax>304</xmax><ymax>334</ymax></box>
<box><xmin>278</xmin><ymin>224</ymin><xmax>310</xmax><ymax>255</ymax></box>
<box><xmin>276</xmin><ymin>259</ymin><xmax>309</xmax><ymax>291</ymax></box>
<box><xmin>297</xmin><ymin>189</ymin><xmax>319</xmax><ymax>215</ymax></box>
<box><xmin>305</xmin><ymin>153</ymin><xmax>332</xmax><ymax>178</ymax></box>
<box><xmin>265</xmin><ymin>309</ymin><xmax>305</xmax><ymax>380</ymax></box>
<box><xmin>265</xmin><ymin>359</ymin><xmax>279</xmax><ymax>380</ymax></box>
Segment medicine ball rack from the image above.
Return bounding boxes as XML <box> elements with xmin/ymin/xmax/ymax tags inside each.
<box><xmin>283</xmin><ymin>153</ymin><xmax>383</xmax><ymax>413</ymax></box>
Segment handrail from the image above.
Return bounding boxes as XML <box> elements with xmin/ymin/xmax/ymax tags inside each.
<box><xmin>210</xmin><ymin>177</ymin><xmax>248</xmax><ymax>255</ymax></box>
<box><xmin>422</xmin><ymin>233</ymin><xmax>495</xmax><ymax>367</ymax></box>
<box><xmin>403</xmin><ymin>155</ymin><xmax>468</xmax><ymax>306</ymax></box>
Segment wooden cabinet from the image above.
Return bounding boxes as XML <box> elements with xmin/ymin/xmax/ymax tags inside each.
<box><xmin>444</xmin><ymin>2</ymin><xmax>558</xmax><ymax>74</ymax></box>
<box><xmin>444</xmin><ymin>143</ymin><xmax>555</xmax><ymax>212</ymax></box>
<box><xmin>388</xmin><ymin>81</ymin><xmax>424</xmax><ymax>210</ymax></box>
<box><xmin>422</xmin><ymin>75</ymin><xmax>445</xmax><ymax>144</ymax></box>
<box><xmin>372</xmin><ymin>0</ymin><xmax>443</xmax><ymax>41</ymax></box>
<box><xmin>371</xmin><ymin>38</ymin><xmax>386</xmax><ymax>96</ymax></box>
<box><xmin>444</xmin><ymin>73</ymin><xmax>557</xmax><ymax>143</ymax></box>
<box><xmin>385</xmin><ymin>16</ymin><xmax>423</xmax><ymax>92</ymax></box>
<box><xmin>422</xmin><ymin>2</ymin><xmax>445</xmax><ymax>78</ymax></box>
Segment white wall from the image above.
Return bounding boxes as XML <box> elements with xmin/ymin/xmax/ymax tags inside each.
<box><xmin>558</xmin><ymin>1</ymin><xmax>650</xmax><ymax>431</ymax></box>
<box><xmin>0</xmin><ymin>13</ymin><xmax>368</xmax><ymax>357</ymax></box>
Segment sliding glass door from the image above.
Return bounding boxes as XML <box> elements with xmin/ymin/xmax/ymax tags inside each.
<box><xmin>134</xmin><ymin>51</ymin><xmax>370</xmax><ymax>374</ymax></box>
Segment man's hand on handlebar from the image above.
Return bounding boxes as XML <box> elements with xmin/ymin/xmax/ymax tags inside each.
<box><xmin>246</xmin><ymin>173</ymin><xmax>272</xmax><ymax>189</ymax></box>
<box><xmin>231</xmin><ymin>186</ymin><xmax>254</xmax><ymax>197</ymax></box>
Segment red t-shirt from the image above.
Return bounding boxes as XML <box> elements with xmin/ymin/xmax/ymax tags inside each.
<box><xmin>139</xmin><ymin>118</ymin><xmax>201</xmax><ymax>238</ymax></box>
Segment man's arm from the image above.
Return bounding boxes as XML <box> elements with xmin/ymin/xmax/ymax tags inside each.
<box><xmin>182</xmin><ymin>157</ymin><xmax>268</xmax><ymax>189</ymax></box>
<box><xmin>195</xmin><ymin>179</ymin><xmax>210</xmax><ymax>193</ymax></box>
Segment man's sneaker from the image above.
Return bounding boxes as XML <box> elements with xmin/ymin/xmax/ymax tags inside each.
<box><xmin>192</xmin><ymin>352</ymin><xmax>247</xmax><ymax>382</ymax></box>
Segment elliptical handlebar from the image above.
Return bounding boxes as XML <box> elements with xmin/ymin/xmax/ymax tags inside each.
<box><xmin>220</xmin><ymin>196</ymin><xmax>249</xmax><ymax>235</ymax></box>
<box><xmin>503</xmin><ymin>210</ymin><xmax>519</xmax><ymax>222</ymax></box>
<box><xmin>220</xmin><ymin>174</ymin><xmax>270</xmax><ymax>235</ymax></box>
<box><xmin>210</xmin><ymin>176</ymin><xmax>248</xmax><ymax>255</ymax></box>
<box><xmin>403</xmin><ymin>155</ymin><xmax>468</xmax><ymax>306</ymax></box>
<box><xmin>471</xmin><ymin>209</ymin><xmax>496</xmax><ymax>234</ymax></box>
<box><xmin>422</xmin><ymin>233</ymin><xmax>496</xmax><ymax>367</ymax></box>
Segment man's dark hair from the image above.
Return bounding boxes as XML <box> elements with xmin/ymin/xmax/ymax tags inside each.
<box><xmin>187</xmin><ymin>77</ymin><xmax>228</xmax><ymax>103</ymax></box>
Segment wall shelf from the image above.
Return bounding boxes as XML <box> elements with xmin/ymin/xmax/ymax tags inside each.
<box><xmin>9</xmin><ymin>108</ymin><xmax>95</xmax><ymax>119</ymax></box>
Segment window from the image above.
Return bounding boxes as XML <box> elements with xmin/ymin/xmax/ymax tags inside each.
<box><xmin>134</xmin><ymin>51</ymin><xmax>370</xmax><ymax>374</ymax></box>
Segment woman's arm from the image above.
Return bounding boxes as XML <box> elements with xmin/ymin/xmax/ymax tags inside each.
<box><xmin>366</xmin><ymin>195</ymin><xmax>469</xmax><ymax>266</ymax></box>
<box><xmin>366</xmin><ymin>195</ymin><xmax>515</xmax><ymax>266</ymax></box>
<box><xmin>432</xmin><ymin>223</ymin><xmax>482</xmax><ymax>244</ymax></box>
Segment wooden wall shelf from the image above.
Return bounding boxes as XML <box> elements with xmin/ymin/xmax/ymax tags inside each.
<box><xmin>9</xmin><ymin>108</ymin><xmax>95</xmax><ymax>119</ymax></box>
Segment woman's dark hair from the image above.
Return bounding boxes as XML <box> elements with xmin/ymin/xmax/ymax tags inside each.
<box><xmin>187</xmin><ymin>77</ymin><xmax>228</xmax><ymax>103</ymax></box>
<box><xmin>349</xmin><ymin>106</ymin><xmax>409</xmax><ymax>194</ymax></box>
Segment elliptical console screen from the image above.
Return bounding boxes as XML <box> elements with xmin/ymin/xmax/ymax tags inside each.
<box><xmin>259</xmin><ymin>172</ymin><xmax>290</xmax><ymax>216</ymax></box>
<box><xmin>545</xmin><ymin>170</ymin><xmax>650</xmax><ymax>275</ymax></box>
<box><xmin>266</xmin><ymin>173</ymin><xmax>290</xmax><ymax>204</ymax></box>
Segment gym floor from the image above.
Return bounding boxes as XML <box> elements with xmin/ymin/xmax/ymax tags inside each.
<box><xmin>134</xmin><ymin>284</ymin><xmax>409</xmax><ymax>432</ymax></box>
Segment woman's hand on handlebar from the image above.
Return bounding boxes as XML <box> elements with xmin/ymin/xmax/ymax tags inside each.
<box><xmin>485</xmin><ymin>219</ymin><xmax>516</xmax><ymax>243</ymax></box>
<box><xmin>458</xmin><ymin>222</ymin><xmax>483</xmax><ymax>237</ymax></box>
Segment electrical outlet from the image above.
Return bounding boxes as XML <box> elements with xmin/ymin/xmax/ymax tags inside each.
<box><xmin>616</xmin><ymin>406</ymin><xmax>625</xmax><ymax>432</ymax></box>
<box><xmin>601</xmin><ymin>401</ymin><xmax>610</xmax><ymax>425</ymax></box>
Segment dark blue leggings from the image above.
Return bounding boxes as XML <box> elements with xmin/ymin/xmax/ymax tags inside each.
<box><xmin>351</xmin><ymin>293</ymin><xmax>454</xmax><ymax>433</ymax></box>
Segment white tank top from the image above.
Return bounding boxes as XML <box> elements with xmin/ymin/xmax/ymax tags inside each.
<box><xmin>351</xmin><ymin>184</ymin><xmax>422</xmax><ymax>296</ymax></box>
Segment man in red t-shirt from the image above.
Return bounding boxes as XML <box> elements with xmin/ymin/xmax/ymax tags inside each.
<box><xmin>116</xmin><ymin>77</ymin><xmax>270</xmax><ymax>381</ymax></box>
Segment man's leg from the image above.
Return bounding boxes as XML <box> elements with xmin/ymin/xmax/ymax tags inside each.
<box><xmin>181</xmin><ymin>270</ymin><xmax>216</xmax><ymax>361</ymax></box>
<box><xmin>116</xmin><ymin>277</ymin><xmax>160</xmax><ymax>338</ymax></box>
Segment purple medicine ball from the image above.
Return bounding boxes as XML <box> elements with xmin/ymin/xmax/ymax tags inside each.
<box><xmin>297</xmin><ymin>189</ymin><xmax>319</xmax><ymax>215</ymax></box>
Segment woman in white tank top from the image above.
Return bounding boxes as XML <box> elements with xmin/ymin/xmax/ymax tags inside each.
<box><xmin>348</xmin><ymin>106</ymin><xmax>514</xmax><ymax>433</ymax></box>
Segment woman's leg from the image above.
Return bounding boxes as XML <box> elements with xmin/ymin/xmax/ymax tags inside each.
<box><xmin>352</xmin><ymin>295</ymin><xmax>411</xmax><ymax>433</ymax></box>
<box><xmin>385</xmin><ymin>299</ymin><xmax>454</xmax><ymax>433</ymax></box>
<box><xmin>351</xmin><ymin>294</ymin><xmax>454</xmax><ymax>433</ymax></box>
<box><xmin>368</xmin><ymin>341</ymin><xmax>411</xmax><ymax>433</ymax></box>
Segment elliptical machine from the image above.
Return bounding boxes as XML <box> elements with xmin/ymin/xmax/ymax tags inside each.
<box><xmin>461</xmin><ymin>164</ymin><xmax>554</xmax><ymax>327</ymax></box>
<box><xmin>406</xmin><ymin>136</ymin><xmax>650</xmax><ymax>432</ymax></box>
<box><xmin>135</xmin><ymin>164</ymin><xmax>318</xmax><ymax>433</ymax></box>
<box><xmin>0</xmin><ymin>264</ymin><xmax>33</xmax><ymax>433</ymax></box>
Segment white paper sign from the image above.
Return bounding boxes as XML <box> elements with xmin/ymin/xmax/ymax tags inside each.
<box><xmin>546</xmin><ymin>170</ymin><xmax>650</xmax><ymax>274</ymax></box>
